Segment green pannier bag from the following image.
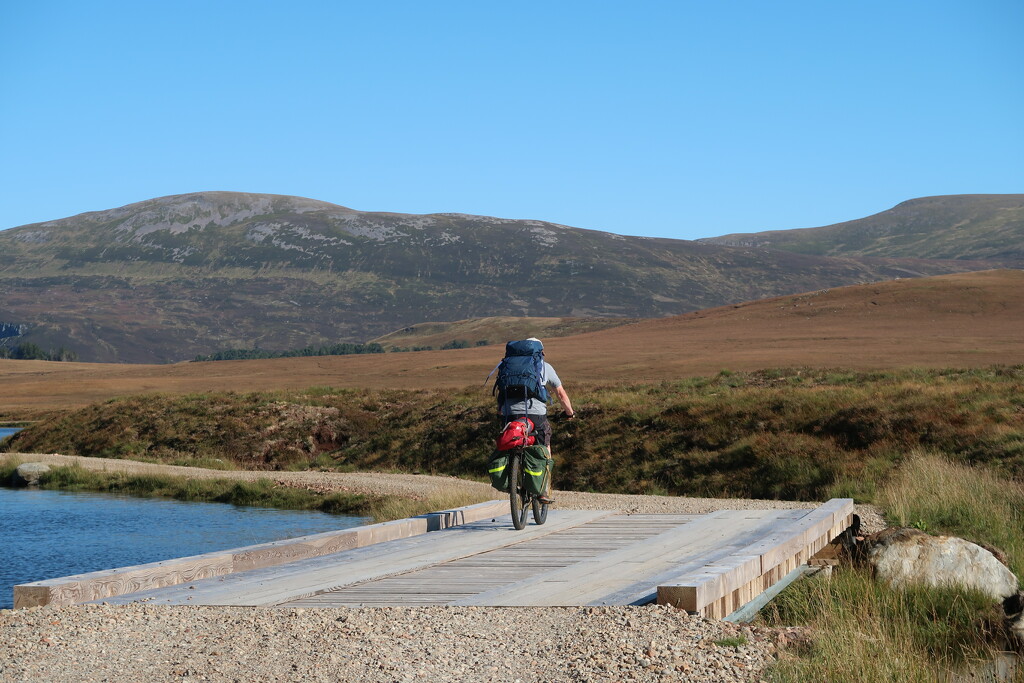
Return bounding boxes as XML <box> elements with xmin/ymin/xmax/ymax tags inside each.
<box><xmin>488</xmin><ymin>451</ymin><xmax>510</xmax><ymax>492</ymax></box>
<box><xmin>522</xmin><ymin>445</ymin><xmax>554</xmax><ymax>496</ymax></box>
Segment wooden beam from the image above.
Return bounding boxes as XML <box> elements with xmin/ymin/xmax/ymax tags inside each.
<box><xmin>658</xmin><ymin>499</ymin><xmax>853</xmax><ymax>616</ymax></box>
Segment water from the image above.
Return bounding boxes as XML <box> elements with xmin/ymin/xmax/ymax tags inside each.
<box><xmin>0</xmin><ymin>427</ymin><xmax>21</xmax><ymax>441</ymax></box>
<box><xmin>1</xmin><ymin>487</ymin><xmax>369</xmax><ymax>609</ymax></box>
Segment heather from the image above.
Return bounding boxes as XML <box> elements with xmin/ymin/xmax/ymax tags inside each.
<box><xmin>7</xmin><ymin>366</ymin><xmax>1022</xmax><ymax>503</ymax></box>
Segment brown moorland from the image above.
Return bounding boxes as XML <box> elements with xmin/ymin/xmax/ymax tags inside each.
<box><xmin>367</xmin><ymin>316</ymin><xmax>640</xmax><ymax>350</ymax></box>
<box><xmin>3</xmin><ymin>269</ymin><xmax>1021</xmax><ymax>419</ymax></box>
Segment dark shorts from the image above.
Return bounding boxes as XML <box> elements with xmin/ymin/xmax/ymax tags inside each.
<box><xmin>500</xmin><ymin>413</ymin><xmax>552</xmax><ymax>448</ymax></box>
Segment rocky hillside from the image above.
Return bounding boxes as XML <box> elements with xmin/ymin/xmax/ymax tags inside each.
<box><xmin>0</xmin><ymin>192</ymin><xmax>1010</xmax><ymax>363</ymax></box>
<box><xmin>698</xmin><ymin>194</ymin><xmax>1024</xmax><ymax>262</ymax></box>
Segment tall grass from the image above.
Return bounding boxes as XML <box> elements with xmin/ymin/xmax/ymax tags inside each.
<box><xmin>0</xmin><ymin>457</ymin><xmax>22</xmax><ymax>483</ymax></box>
<box><xmin>765</xmin><ymin>570</ymin><xmax>1004</xmax><ymax>682</ymax></box>
<box><xmin>880</xmin><ymin>451</ymin><xmax>1024</xmax><ymax>576</ymax></box>
<box><xmin>764</xmin><ymin>451</ymin><xmax>1024</xmax><ymax>681</ymax></box>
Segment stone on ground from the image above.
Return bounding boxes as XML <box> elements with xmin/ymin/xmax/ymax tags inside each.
<box><xmin>12</xmin><ymin>462</ymin><xmax>50</xmax><ymax>487</ymax></box>
<box><xmin>864</xmin><ymin>527</ymin><xmax>1018</xmax><ymax>601</ymax></box>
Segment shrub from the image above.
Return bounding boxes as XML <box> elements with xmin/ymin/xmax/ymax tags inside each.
<box><xmin>5</xmin><ymin>366</ymin><xmax>1022</xmax><ymax>503</ymax></box>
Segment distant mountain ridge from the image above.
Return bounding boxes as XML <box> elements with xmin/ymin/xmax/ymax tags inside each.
<box><xmin>698</xmin><ymin>194</ymin><xmax>1024</xmax><ymax>261</ymax></box>
<box><xmin>0</xmin><ymin>192</ymin><xmax>1017</xmax><ymax>363</ymax></box>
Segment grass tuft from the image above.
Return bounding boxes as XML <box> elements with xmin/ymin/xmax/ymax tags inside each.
<box><xmin>714</xmin><ymin>636</ymin><xmax>749</xmax><ymax>648</ymax></box>
<box><xmin>764</xmin><ymin>569</ymin><xmax>1005</xmax><ymax>682</ymax></box>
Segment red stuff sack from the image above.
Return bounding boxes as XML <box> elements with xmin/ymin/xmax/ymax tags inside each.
<box><xmin>496</xmin><ymin>417</ymin><xmax>536</xmax><ymax>451</ymax></box>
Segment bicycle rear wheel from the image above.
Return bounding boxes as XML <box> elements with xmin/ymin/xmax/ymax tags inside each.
<box><xmin>509</xmin><ymin>452</ymin><xmax>529</xmax><ymax>530</ymax></box>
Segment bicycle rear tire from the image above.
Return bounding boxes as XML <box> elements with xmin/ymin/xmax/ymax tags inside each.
<box><xmin>509</xmin><ymin>452</ymin><xmax>529</xmax><ymax>530</ymax></box>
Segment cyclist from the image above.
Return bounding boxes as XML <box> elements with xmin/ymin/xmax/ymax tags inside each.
<box><xmin>496</xmin><ymin>337</ymin><xmax>574</xmax><ymax>504</ymax></box>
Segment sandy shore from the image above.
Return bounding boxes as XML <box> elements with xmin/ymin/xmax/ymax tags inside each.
<box><xmin>3</xmin><ymin>453</ymin><xmax>878</xmax><ymax>682</ymax></box>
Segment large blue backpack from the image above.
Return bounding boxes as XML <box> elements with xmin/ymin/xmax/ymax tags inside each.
<box><xmin>492</xmin><ymin>339</ymin><xmax>549</xmax><ymax>406</ymax></box>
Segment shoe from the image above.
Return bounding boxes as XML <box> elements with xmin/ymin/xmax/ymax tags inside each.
<box><xmin>537</xmin><ymin>494</ymin><xmax>555</xmax><ymax>505</ymax></box>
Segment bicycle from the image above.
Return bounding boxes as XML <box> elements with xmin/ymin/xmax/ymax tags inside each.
<box><xmin>507</xmin><ymin>444</ymin><xmax>549</xmax><ymax>530</ymax></box>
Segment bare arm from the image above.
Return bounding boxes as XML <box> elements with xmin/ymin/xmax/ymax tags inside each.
<box><xmin>554</xmin><ymin>384</ymin><xmax>574</xmax><ymax>417</ymax></box>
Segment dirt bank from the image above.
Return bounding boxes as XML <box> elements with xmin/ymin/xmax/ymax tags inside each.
<box><xmin>4</xmin><ymin>452</ymin><xmax>885</xmax><ymax>529</ymax></box>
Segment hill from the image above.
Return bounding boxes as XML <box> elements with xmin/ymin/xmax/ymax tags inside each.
<box><xmin>699</xmin><ymin>194</ymin><xmax>1024</xmax><ymax>261</ymax></box>
<box><xmin>2</xmin><ymin>269</ymin><xmax>1020</xmax><ymax>419</ymax></box>
<box><xmin>368</xmin><ymin>316</ymin><xmax>640</xmax><ymax>350</ymax></box>
<box><xmin>0</xmin><ymin>192</ymin><xmax>1001</xmax><ymax>363</ymax></box>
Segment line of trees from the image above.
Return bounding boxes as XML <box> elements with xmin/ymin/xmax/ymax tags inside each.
<box><xmin>0</xmin><ymin>342</ymin><xmax>78</xmax><ymax>361</ymax></box>
<box><xmin>389</xmin><ymin>339</ymin><xmax>490</xmax><ymax>352</ymax></box>
<box><xmin>197</xmin><ymin>338</ymin><xmax>493</xmax><ymax>360</ymax></box>
<box><xmin>194</xmin><ymin>342</ymin><xmax>386</xmax><ymax>362</ymax></box>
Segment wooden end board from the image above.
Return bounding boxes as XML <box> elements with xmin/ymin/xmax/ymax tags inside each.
<box><xmin>658</xmin><ymin>498</ymin><xmax>853</xmax><ymax>616</ymax></box>
<box><xmin>13</xmin><ymin>499</ymin><xmax>508</xmax><ymax>608</ymax></box>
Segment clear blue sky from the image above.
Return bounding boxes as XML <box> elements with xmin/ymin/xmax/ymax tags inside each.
<box><xmin>1</xmin><ymin>1</ymin><xmax>1021</xmax><ymax>240</ymax></box>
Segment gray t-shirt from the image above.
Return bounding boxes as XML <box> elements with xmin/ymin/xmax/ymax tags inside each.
<box><xmin>499</xmin><ymin>361</ymin><xmax>561</xmax><ymax>417</ymax></box>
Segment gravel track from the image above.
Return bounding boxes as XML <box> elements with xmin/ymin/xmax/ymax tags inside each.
<box><xmin>4</xmin><ymin>453</ymin><xmax>879</xmax><ymax>681</ymax></box>
<box><xmin>1</xmin><ymin>604</ymin><xmax>789</xmax><ymax>682</ymax></box>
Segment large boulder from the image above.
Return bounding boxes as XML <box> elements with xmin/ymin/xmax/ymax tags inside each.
<box><xmin>862</xmin><ymin>527</ymin><xmax>1018</xmax><ymax>601</ymax></box>
<box><xmin>11</xmin><ymin>462</ymin><xmax>50</xmax><ymax>487</ymax></box>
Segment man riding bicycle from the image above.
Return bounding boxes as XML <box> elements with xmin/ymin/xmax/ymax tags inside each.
<box><xmin>496</xmin><ymin>337</ymin><xmax>574</xmax><ymax>504</ymax></box>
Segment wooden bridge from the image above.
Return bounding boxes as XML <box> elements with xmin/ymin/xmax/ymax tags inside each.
<box><xmin>15</xmin><ymin>499</ymin><xmax>853</xmax><ymax>619</ymax></box>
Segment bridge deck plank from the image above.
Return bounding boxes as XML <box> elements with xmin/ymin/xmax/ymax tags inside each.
<box><xmin>96</xmin><ymin>502</ymin><xmax>848</xmax><ymax>617</ymax></box>
<box><xmin>282</xmin><ymin>511</ymin><xmax>797</xmax><ymax>607</ymax></box>
<box><xmin>100</xmin><ymin>510</ymin><xmax>614</xmax><ymax>606</ymax></box>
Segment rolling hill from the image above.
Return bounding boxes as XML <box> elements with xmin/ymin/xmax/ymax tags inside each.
<box><xmin>0</xmin><ymin>192</ymin><xmax>1009</xmax><ymax>363</ymax></box>
<box><xmin>3</xmin><ymin>269</ymin><xmax>1020</xmax><ymax>418</ymax></box>
<box><xmin>698</xmin><ymin>194</ymin><xmax>1024</xmax><ymax>261</ymax></box>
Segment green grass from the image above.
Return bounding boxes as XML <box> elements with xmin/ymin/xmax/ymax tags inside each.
<box><xmin>27</xmin><ymin>463</ymin><xmax>374</xmax><ymax>515</ymax></box>
<box><xmin>764</xmin><ymin>569</ymin><xmax>1006</xmax><ymax>682</ymax></box>
<box><xmin>879</xmin><ymin>452</ymin><xmax>1024</xmax><ymax>576</ymax></box>
<box><xmin>0</xmin><ymin>458</ymin><xmax>21</xmax><ymax>483</ymax></box>
<box><xmin>714</xmin><ymin>636</ymin><xmax>749</xmax><ymax>648</ymax></box>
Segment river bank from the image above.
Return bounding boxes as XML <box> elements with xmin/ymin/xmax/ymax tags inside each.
<box><xmin>2</xmin><ymin>452</ymin><xmax>887</xmax><ymax>528</ymax></box>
